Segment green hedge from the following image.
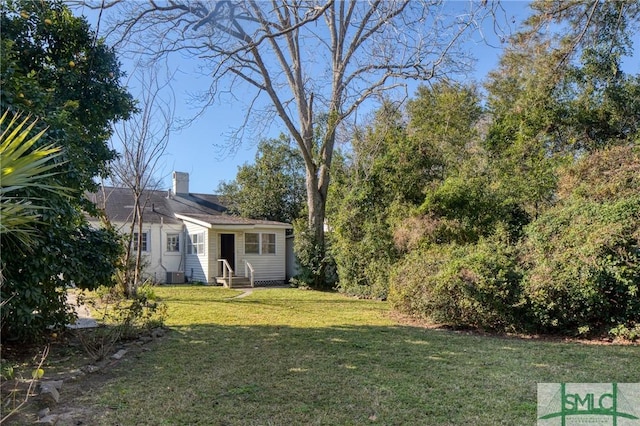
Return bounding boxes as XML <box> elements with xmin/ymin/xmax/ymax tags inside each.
<box><xmin>389</xmin><ymin>146</ymin><xmax>640</xmax><ymax>337</ymax></box>
<box><xmin>522</xmin><ymin>196</ymin><xmax>640</xmax><ymax>334</ymax></box>
<box><xmin>389</xmin><ymin>230</ymin><xmax>526</xmax><ymax>331</ymax></box>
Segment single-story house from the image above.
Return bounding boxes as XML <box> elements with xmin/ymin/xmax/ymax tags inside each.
<box><xmin>88</xmin><ymin>171</ymin><xmax>293</xmax><ymax>287</ymax></box>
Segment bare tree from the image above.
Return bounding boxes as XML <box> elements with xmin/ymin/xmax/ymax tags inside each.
<box><xmin>87</xmin><ymin>0</ymin><xmax>500</xmax><ymax>286</ymax></box>
<box><xmin>110</xmin><ymin>66</ymin><xmax>175</xmax><ymax>296</ymax></box>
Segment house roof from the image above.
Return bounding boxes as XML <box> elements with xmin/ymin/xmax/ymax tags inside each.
<box><xmin>175</xmin><ymin>213</ymin><xmax>292</xmax><ymax>229</ymax></box>
<box><xmin>87</xmin><ymin>186</ymin><xmax>291</xmax><ymax>228</ymax></box>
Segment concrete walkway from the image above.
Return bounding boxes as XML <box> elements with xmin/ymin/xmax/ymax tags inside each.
<box><xmin>228</xmin><ymin>285</ymin><xmax>291</xmax><ymax>299</ymax></box>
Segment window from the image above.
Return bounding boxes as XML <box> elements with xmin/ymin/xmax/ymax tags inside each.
<box><xmin>245</xmin><ymin>233</ymin><xmax>259</xmax><ymax>254</ymax></box>
<box><xmin>166</xmin><ymin>233</ymin><xmax>180</xmax><ymax>252</ymax></box>
<box><xmin>132</xmin><ymin>232</ymin><xmax>149</xmax><ymax>252</ymax></box>
<box><xmin>187</xmin><ymin>233</ymin><xmax>205</xmax><ymax>255</ymax></box>
<box><xmin>245</xmin><ymin>232</ymin><xmax>276</xmax><ymax>255</ymax></box>
<box><xmin>261</xmin><ymin>233</ymin><xmax>276</xmax><ymax>254</ymax></box>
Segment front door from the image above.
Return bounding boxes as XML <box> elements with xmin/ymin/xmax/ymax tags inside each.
<box><xmin>220</xmin><ymin>233</ymin><xmax>235</xmax><ymax>275</ymax></box>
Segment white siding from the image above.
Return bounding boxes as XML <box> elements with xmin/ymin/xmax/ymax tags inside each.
<box><xmin>236</xmin><ymin>232</ymin><xmax>245</xmax><ymax>277</ymax></box>
<box><xmin>207</xmin><ymin>228</ymin><xmax>218</xmax><ymax>282</ymax></box>
<box><xmin>286</xmin><ymin>235</ymin><xmax>298</xmax><ymax>280</ymax></box>
<box><xmin>93</xmin><ymin>216</ymin><xmax>290</xmax><ymax>285</ymax></box>
<box><xmin>150</xmin><ymin>222</ymin><xmax>184</xmax><ymax>282</ymax></box>
<box><xmin>237</xmin><ymin>228</ymin><xmax>287</xmax><ymax>282</ymax></box>
<box><xmin>92</xmin><ymin>220</ymin><xmax>184</xmax><ymax>284</ymax></box>
<box><xmin>184</xmin><ymin>222</ymin><xmax>209</xmax><ymax>283</ymax></box>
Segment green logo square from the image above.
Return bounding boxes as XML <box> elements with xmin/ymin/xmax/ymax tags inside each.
<box><xmin>538</xmin><ymin>383</ymin><xmax>640</xmax><ymax>425</ymax></box>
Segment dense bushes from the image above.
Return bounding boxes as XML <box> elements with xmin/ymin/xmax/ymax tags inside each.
<box><xmin>330</xmin><ymin>190</ymin><xmax>398</xmax><ymax>299</ymax></box>
<box><xmin>361</xmin><ymin>2</ymin><xmax>640</xmax><ymax>338</ymax></box>
<box><xmin>328</xmin><ymin>2</ymin><xmax>639</xmax><ymax>338</ymax></box>
<box><xmin>292</xmin><ymin>218</ymin><xmax>338</xmax><ymax>290</ymax></box>
<box><xmin>417</xmin><ymin>175</ymin><xmax>530</xmax><ymax>245</ymax></box>
<box><xmin>1</xmin><ymin>0</ymin><xmax>134</xmax><ymax>342</ymax></box>
<box><xmin>1</xmin><ymin>223</ymin><xmax>124</xmax><ymax>341</ymax></box>
<box><xmin>389</xmin><ymin>200</ymin><xmax>640</xmax><ymax>336</ymax></box>
<box><xmin>389</xmin><ymin>145</ymin><xmax>640</xmax><ymax>337</ymax></box>
<box><xmin>329</xmin><ymin>85</ymin><xmax>482</xmax><ymax>299</ymax></box>
<box><xmin>522</xmin><ymin>197</ymin><xmax>640</xmax><ymax>334</ymax></box>
<box><xmin>519</xmin><ymin>145</ymin><xmax>640</xmax><ymax>335</ymax></box>
<box><xmin>389</xmin><ymin>230</ymin><xmax>526</xmax><ymax>331</ymax></box>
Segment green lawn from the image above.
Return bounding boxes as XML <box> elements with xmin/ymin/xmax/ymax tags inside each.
<box><xmin>80</xmin><ymin>286</ymin><xmax>638</xmax><ymax>425</ymax></box>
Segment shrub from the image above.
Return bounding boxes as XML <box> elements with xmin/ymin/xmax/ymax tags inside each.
<box><xmin>609</xmin><ymin>323</ymin><xmax>640</xmax><ymax>342</ymax></box>
<box><xmin>331</xmin><ymin>219</ymin><xmax>396</xmax><ymax>299</ymax></box>
<box><xmin>389</xmin><ymin>145</ymin><xmax>639</xmax><ymax>337</ymax></box>
<box><xmin>389</xmin><ymin>230</ymin><xmax>526</xmax><ymax>331</ymax></box>
<box><xmin>519</xmin><ymin>145</ymin><xmax>640</xmax><ymax>335</ymax></box>
<box><xmin>556</xmin><ymin>145</ymin><xmax>640</xmax><ymax>202</ymax></box>
<box><xmin>417</xmin><ymin>175</ymin><xmax>530</xmax><ymax>245</ymax></box>
<box><xmin>1</xmin><ymin>222</ymin><xmax>123</xmax><ymax>342</ymax></box>
<box><xmin>388</xmin><ymin>244</ymin><xmax>460</xmax><ymax>324</ymax></box>
<box><xmin>521</xmin><ymin>196</ymin><xmax>640</xmax><ymax>335</ymax></box>
<box><xmin>86</xmin><ymin>281</ymin><xmax>168</xmax><ymax>343</ymax></box>
<box><xmin>333</xmin><ymin>246</ymin><xmax>394</xmax><ymax>299</ymax></box>
<box><xmin>291</xmin><ymin>218</ymin><xmax>337</xmax><ymax>289</ymax></box>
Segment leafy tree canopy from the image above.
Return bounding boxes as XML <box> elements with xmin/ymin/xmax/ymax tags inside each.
<box><xmin>387</xmin><ymin>1</ymin><xmax>640</xmax><ymax>337</ymax></box>
<box><xmin>218</xmin><ymin>135</ymin><xmax>306</xmax><ymax>224</ymax></box>
<box><xmin>329</xmin><ymin>83</ymin><xmax>484</xmax><ymax>298</ymax></box>
<box><xmin>1</xmin><ymin>0</ymin><xmax>134</xmax><ymax>194</ymax></box>
<box><xmin>0</xmin><ymin>0</ymin><xmax>135</xmax><ymax>341</ymax></box>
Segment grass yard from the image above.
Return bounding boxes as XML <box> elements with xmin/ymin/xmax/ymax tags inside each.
<box><xmin>74</xmin><ymin>286</ymin><xmax>637</xmax><ymax>425</ymax></box>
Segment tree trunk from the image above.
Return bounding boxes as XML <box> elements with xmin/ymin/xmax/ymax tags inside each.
<box><xmin>305</xmin><ymin>157</ymin><xmax>332</xmax><ymax>288</ymax></box>
<box><xmin>123</xmin><ymin>194</ymin><xmax>143</xmax><ymax>298</ymax></box>
<box><xmin>133</xmin><ymin>202</ymin><xmax>144</xmax><ymax>296</ymax></box>
<box><xmin>122</xmin><ymin>198</ymin><xmax>138</xmax><ymax>298</ymax></box>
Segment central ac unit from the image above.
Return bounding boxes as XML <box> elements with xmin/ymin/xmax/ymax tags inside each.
<box><xmin>166</xmin><ymin>271</ymin><xmax>185</xmax><ymax>284</ymax></box>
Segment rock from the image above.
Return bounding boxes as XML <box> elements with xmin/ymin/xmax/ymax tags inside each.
<box><xmin>83</xmin><ymin>364</ymin><xmax>100</xmax><ymax>374</ymax></box>
<box><xmin>68</xmin><ymin>368</ymin><xmax>85</xmax><ymax>380</ymax></box>
<box><xmin>36</xmin><ymin>414</ymin><xmax>58</xmax><ymax>424</ymax></box>
<box><xmin>152</xmin><ymin>328</ymin><xmax>165</xmax><ymax>338</ymax></box>
<box><xmin>38</xmin><ymin>407</ymin><xmax>50</xmax><ymax>419</ymax></box>
<box><xmin>138</xmin><ymin>335</ymin><xmax>153</xmax><ymax>344</ymax></box>
<box><xmin>39</xmin><ymin>382</ymin><xmax>60</xmax><ymax>404</ymax></box>
<box><xmin>111</xmin><ymin>349</ymin><xmax>128</xmax><ymax>360</ymax></box>
<box><xmin>46</xmin><ymin>380</ymin><xmax>64</xmax><ymax>391</ymax></box>
<box><xmin>57</xmin><ymin>413</ymin><xmax>83</xmax><ymax>426</ymax></box>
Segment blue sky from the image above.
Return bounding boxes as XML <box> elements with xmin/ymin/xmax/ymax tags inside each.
<box><xmin>73</xmin><ymin>2</ymin><xmax>533</xmax><ymax>193</ymax></box>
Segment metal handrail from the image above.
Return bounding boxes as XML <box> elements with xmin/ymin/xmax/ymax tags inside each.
<box><xmin>244</xmin><ymin>260</ymin><xmax>255</xmax><ymax>288</ymax></box>
<box><xmin>217</xmin><ymin>259</ymin><xmax>234</xmax><ymax>288</ymax></box>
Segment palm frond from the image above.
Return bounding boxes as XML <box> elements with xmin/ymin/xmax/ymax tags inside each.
<box><xmin>0</xmin><ymin>111</ymin><xmax>65</xmax><ymax>194</ymax></box>
<box><xmin>0</xmin><ymin>111</ymin><xmax>70</xmax><ymax>247</ymax></box>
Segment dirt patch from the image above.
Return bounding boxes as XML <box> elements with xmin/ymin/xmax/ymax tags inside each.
<box><xmin>1</xmin><ymin>327</ymin><xmax>168</xmax><ymax>425</ymax></box>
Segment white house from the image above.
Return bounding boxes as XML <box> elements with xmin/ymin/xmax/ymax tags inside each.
<box><xmin>88</xmin><ymin>172</ymin><xmax>293</xmax><ymax>287</ymax></box>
